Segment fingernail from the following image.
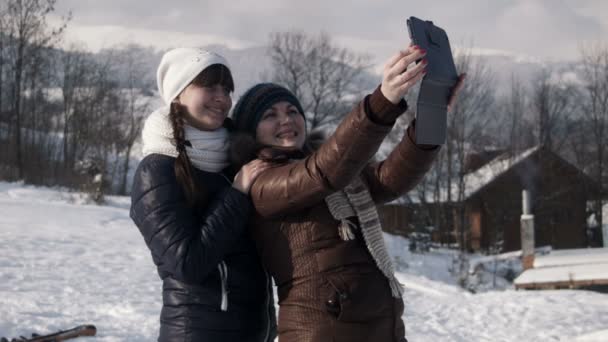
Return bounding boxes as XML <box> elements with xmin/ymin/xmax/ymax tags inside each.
<box><xmin>422</xmin><ymin>58</ymin><xmax>428</xmax><ymax>65</ymax></box>
<box><xmin>420</xmin><ymin>49</ymin><xmax>427</xmax><ymax>54</ymax></box>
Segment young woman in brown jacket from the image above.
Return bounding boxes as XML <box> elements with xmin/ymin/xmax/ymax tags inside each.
<box><xmin>231</xmin><ymin>46</ymin><xmax>462</xmax><ymax>342</ymax></box>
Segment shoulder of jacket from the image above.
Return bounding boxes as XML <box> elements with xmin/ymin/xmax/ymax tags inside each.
<box><xmin>131</xmin><ymin>154</ymin><xmax>178</xmax><ymax>194</ymax></box>
<box><xmin>139</xmin><ymin>154</ymin><xmax>175</xmax><ymax>170</ymax></box>
<box><xmin>134</xmin><ymin>153</ymin><xmax>233</xmax><ymax>190</ymax></box>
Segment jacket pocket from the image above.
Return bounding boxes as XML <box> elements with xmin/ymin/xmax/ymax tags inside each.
<box><xmin>218</xmin><ymin>261</ymin><xmax>229</xmax><ymax>312</ymax></box>
<box><xmin>320</xmin><ymin>270</ymin><xmax>394</xmax><ymax>322</ymax></box>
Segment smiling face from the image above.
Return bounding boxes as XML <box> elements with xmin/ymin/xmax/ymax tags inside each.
<box><xmin>175</xmin><ymin>64</ymin><xmax>234</xmax><ymax>131</ymax></box>
<box><xmin>255</xmin><ymin>101</ymin><xmax>306</xmax><ymax>149</ymax></box>
<box><xmin>177</xmin><ymin>84</ymin><xmax>232</xmax><ymax>131</ymax></box>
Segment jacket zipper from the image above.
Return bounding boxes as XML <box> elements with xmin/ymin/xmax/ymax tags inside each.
<box><xmin>262</xmin><ymin>271</ymin><xmax>273</xmax><ymax>342</ymax></box>
<box><xmin>220</xmin><ymin>172</ymin><xmax>273</xmax><ymax>338</ymax></box>
<box><xmin>219</xmin><ymin>173</ymin><xmax>232</xmax><ymax>186</ymax></box>
<box><xmin>218</xmin><ymin>175</ymin><xmax>231</xmax><ymax>312</ymax></box>
<box><xmin>218</xmin><ymin>261</ymin><xmax>229</xmax><ymax>311</ymax></box>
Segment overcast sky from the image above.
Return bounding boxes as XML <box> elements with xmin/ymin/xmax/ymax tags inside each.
<box><xmin>51</xmin><ymin>0</ymin><xmax>607</xmax><ymax>64</ymax></box>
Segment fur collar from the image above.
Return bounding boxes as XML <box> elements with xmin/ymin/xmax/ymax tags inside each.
<box><xmin>229</xmin><ymin>130</ymin><xmax>326</xmax><ymax>168</ymax></box>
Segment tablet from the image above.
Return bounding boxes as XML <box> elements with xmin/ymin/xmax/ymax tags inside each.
<box><xmin>407</xmin><ymin>16</ymin><xmax>458</xmax><ymax>145</ymax></box>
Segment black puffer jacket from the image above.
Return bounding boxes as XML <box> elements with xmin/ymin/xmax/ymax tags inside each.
<box><xmin>130</xmin><ymin>154</ymin><xmax>276</xmax><ymax>342</ymax></box>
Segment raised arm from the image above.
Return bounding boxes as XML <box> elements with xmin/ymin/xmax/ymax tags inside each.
<box><xmin>250</xmin><ymin>47</ymin><xmax>428</xmax><ymax>218</ymax></box>
<box><xmin>250</xmin><ymin>87</ymin><xmax>406</xmax><ymax>218</ymax></box>
<box><xmin>363</xmin><ymin>68</ymin><xmax>466</xmax><ymax>204</ymax></box>
<box><xmin>362</xmin><ymin>120</ymin><xmax>440</xmax><ymax>204</ymax></box>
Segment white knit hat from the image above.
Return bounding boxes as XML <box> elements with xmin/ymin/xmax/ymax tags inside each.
<box><xmin>156</xmin><ymin>48</ymin><xmax>230</xmax><ymax>105</ymax></box>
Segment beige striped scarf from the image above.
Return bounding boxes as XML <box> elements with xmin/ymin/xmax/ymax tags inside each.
<box><xmin>325</xmin><ymin>176</ymin><xmax>403</xmax><ymax>298</ymax></box>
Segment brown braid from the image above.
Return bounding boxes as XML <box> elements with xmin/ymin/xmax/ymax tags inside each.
<box><xmin>169</xmin><ymin>102</ymin><xmax>208</xmax><ymax>208</ymax></box>
<box><xmin>166</xmin><ymin>64</ymin><xmax>234</xmax><ymax>208</ymax></box>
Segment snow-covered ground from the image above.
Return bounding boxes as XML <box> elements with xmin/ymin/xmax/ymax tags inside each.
<box><xmin>1</xmin><ymin>181</ymin><xmax>607</xmax><ymax>341</ymax></box>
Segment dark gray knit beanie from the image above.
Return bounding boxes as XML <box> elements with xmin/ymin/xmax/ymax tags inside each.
<box><xmin>231</xmin><ymin>83</ymin><xmax>305</xmax><ymax>136</ymax></box>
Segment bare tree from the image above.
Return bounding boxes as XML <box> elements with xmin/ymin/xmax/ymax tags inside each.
<box><xmin>0</xmin><ymin>9</ymin><xmax>155</xmax><ymax>197</ymax></box>
<box><xmin>530</xmin><ymin>68</ymin><xmax>577</xmax><ymax>151</ymax></box>
<box><xmin>55</xmin><ymin>43</ymin><xmax>154</xmax><ymax>196</ymax></box>
<box><xmin>77</xmin><ymin>57</ymin><xmax>119</xmax><ymax>202</ymax></box>
<box><xmin>3</xmin><ymin>0</ymin><xmax>69</xmax><ymax>179</ymax></box>
<box><xmin>0</xmin><ymin>4</ymin><xmax>6</xmax><ymax>119</ymax></box>
<box><xmin>0</xmin><ymin>2</ymin><xmax>9</xmax><ymax>167</ymax></box>
<box><xmin>502</xmin><ymin>75</ymin><xmax>534</xmax><ymax>156</ymax></box>
<box><xmin>268</xmin><ymin>31</ymin><xmax>309</xmax><ymax>100</ymax></box>
<box><xmin>21</xmin><ymin>43</ymin><xmax>58</xmax><ymax>182</ymax></box>
<box><xmin>55</xmin><ymin>49</ymin><xmax>117</xmax><ymax>196</ymax></box>
<box><xmin>111</xmin><ymin>45</ymin><xmax>152</xmax><ymax>195</ymax></box>
<box><xmin>59</xmin><ymin>44</ymin><xmax>100</xmax><ymax>175</ymax></box>
<box><xmin>448</xmin><ymin>49</ymin><xmax>496</xmax><ymax>251</ymax></box>
<box><xmin>379</xmin><ymin>48</ymin><xmax>497</xmax><ymax>251</ymax></box>
<box><xmin>268</xmin><ymin>31</ymin><xmax>372</xmax><ymax>131</ymax></box>
<box><xmin>580</xmin><ymin>43</ymin><xmax>608</xmax><ymax>240</ymax></box>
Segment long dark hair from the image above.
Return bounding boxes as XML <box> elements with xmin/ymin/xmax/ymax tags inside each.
<box><xmin>168</xmin><ymin>63</ymin><xmax>234</xmax><ymax>208</ymax></box>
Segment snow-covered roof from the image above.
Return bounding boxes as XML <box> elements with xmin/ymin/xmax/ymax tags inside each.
<box><xmin>532</xmin><ymin>248</ymin><xmax>608</xmax><ymax>268</ymax></box>
<box><xmin>462</xmin><ymin>145</ymin><xmax>541</xmax><ymax>199</ymax></box>
<box><xmin>401</xmin><ymin>146</ymin><xmax>542</xmax><ymax>204</ymax></box>
<box><xmin>514</xmin><ymin>248</ymin><xmax>608</xmax><ymax>287</ymax></box>
<box><xmin>514</xmin><ymin>263</ymin><xmax>608</xmax><ymax>286</ymax></box>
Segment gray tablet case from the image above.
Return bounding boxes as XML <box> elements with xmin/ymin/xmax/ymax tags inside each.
<box><xmin>407</xmin><ymin>16</ymin><xmax>458</xmax><ymax>145</ymax></box>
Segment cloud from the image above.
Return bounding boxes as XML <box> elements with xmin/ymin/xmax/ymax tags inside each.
<box><xmin>53</xmin><ymin>20</ymin><xmax>257</xmax><ymax>52</ymax></box>
<box><xmin>52</xmin><ymin>0</ymin><xmax>607</xmax><ymax>62</ymax></box>
<box><xmin>492</xmin><ymin>0</ymin><xmax>603</xmax><ymax>60</ymax></box>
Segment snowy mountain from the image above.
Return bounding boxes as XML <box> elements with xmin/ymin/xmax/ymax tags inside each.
<box><xmin>464</xmin><ymin>48</ymin><xmax>581</xmax><ymax>95</ymax></box>
<box><xmin>118</xmin><ymin>43</ymin><xmax>378</xmax><ymax>99</ymax></box>
<box><xmin>103</xmin><ymin>43</ymin><xmax>577</xmax><ymax>99</ymax></box>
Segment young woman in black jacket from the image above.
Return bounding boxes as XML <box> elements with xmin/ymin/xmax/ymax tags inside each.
<box><xmin>129</xmin><ymin>48</ymin><xmax>275</xmax><ymax>342</ymax></box>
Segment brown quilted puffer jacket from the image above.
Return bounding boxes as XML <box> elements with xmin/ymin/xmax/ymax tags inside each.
<box><xmin>243</xmin><ymin>86</ymin><xmax>439</xmax><ymax>342</ymax></box>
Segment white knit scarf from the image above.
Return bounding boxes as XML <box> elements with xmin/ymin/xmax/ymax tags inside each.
<box><xmin>325</xmin><ymin>176</ymin><xmax>404</xmax><ymax>298</ymax></box>
<box><xmin>141</xmin><ymin>106</ymin><xmax>230</xmax><ymax>173</ymax></box>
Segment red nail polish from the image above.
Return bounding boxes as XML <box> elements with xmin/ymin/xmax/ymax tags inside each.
<box><xmin>420</xmin><ymin>49</ymin><xmax>427</xmax><ymax>54</ymax></box>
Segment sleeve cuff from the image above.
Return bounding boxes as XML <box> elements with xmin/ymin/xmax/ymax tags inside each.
<box><xmin>365</xmin><ymin>85</ymin><xmax>408</xmax><ymax>126</ymax></box>
<box><xmin>407</xmin><ymin>119</ymin><xmax>440</xmax><ymax>151</ymax></box>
